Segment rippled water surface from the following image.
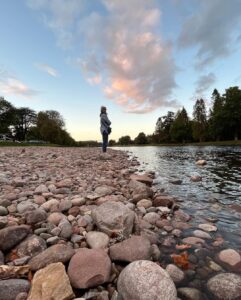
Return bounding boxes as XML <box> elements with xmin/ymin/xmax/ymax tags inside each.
<box><xmin>116</xmin><ymin>146</ymin><xmax>241</xmax><ymax>249</ymax></box>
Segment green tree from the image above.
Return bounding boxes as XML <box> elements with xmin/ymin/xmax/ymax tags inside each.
<box><xmin>134</xmin><ymin>132</ymin><xmax>148</xmax><ymax>144</ymax></box>
<box><xmin>209</xmin><ymin>89</ymin><xmax>225</xmax><ymax>141</ymax></box>
<box><xmin>192</xmin><ymin>99</ymin><xmax>207</xmax><ymax>142</ymax></box>
<box><xmin>14</xmin><ymin>107</ymin><xmax>37</xmax><ymax>140</ymax></box>
<box><xmin>109</xmin><ymin>139</ymin><xmax>116</xmax><ymax>146</ymax></box>
<box><xmin>170</xmin><ymin>107</ymin><xmax>191</xmax><ymax>143</ymax></box>
<box><xmin>0</xmin><ymin>97</ymin><xmax>16</xmax><ymax>134</ymax></box>
<box><xmin>118</xmin><ymin>135</ymin><xmax>132</xmax><ymax>145</ymax></box>
<box><xmin>222</xmin><ymin>86</ymin><xmax>241</xmax><ymax>140</ymax></box>
<box><xmin>154</xmin><ymin>111</ymin><xmax>175</xmax><ymax>142</ymax></box>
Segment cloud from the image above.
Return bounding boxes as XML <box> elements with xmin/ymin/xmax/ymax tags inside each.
<box><xmin>27</xmin><ymin>0</ymin><xmax>84</xmax><ymax>48</ymax></box>
<box><xmin>179</xmin><ymin>0</ymin><xmax>241</xmax><ymax>67</ymax></box>
<box><xmin>26</xmin><ymin>0</ymin><xmax>178</xmax><ymax>113</ymax></box>
<box><xmin>195</xmin><ymin>72</ymin><xmax>216</xmax><ymax>95</ymax></box>
<box><xmin>36</xmin><ymin>63</ymin><xmax>58</xmax><ymax>77</ymax></box>
<box><xmin>0</xmin><ymin>68</ymin><xmax>38</xmax><ymax>98</ymax></box>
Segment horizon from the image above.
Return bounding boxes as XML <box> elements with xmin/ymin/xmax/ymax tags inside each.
<box><xmin>1</xmin><ymin>0</ymin><xmax>241</xmax><ymax>142</ymax></box>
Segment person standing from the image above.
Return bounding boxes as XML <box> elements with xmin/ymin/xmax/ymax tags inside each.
<box><xmin>100</xmin><ymin>106</ymin><xmax>111</xmax><ymax>152</ymax></box>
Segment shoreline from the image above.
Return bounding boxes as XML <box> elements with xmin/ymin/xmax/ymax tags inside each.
<box><xmin>0</xmin><ymin>147</ymin><xmax>241</xmax><ymax>300</ymax></box>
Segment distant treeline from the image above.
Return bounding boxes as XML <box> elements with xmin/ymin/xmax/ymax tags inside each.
<box><xmin>0</xmin><ymin>97</ymin><xmax>75</xmax><ymax>146</ymax></box>
<box><xmin>112</xmin><ymin>86</ymin><xmax>241</xmax><ymax>145</ymax></box>
<box><xmin>1</xmin><ymin>85</ymin><xmax>241</xmax><ymax>146</ymax></box>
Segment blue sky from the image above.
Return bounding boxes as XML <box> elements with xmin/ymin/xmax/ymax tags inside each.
<box><xmin>1</xmin><ymin>0</ymin><xmax>241</xmax><ymax>141</ymax></box>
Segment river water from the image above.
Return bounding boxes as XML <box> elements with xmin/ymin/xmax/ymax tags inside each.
<box><xmin>116</xmin><ymin>146</ymin><xmax>241</xmax><ymax>250</ymax></box>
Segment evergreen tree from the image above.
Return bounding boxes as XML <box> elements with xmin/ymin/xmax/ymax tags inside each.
<box><xmin>209</xmin><ymin>89</ymin><xmax>224</xmax><ymax>140</ymax></box>
<box><xmin>222</xmin><ymin>86</ymin><xmax>241</xmax><ymax>140</ymax></box>
<box><xmin>170</xmin><ymin>107</ymin><xmax>191</xmax><ymax>143</ymax></box>
<box><xmin>192</xmin><ymin>98</ymin><xmax>207</xmax><ymax>142</ymax></box>
<box><xmin>154</xmin><ymin>111</ymin><xmax>174</xmax><ymax>142</ymax></box>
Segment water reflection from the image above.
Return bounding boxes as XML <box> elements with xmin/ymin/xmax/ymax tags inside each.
<box><xmin>116</xmin><ymin>145</ymin><xmax>241</xmax><ymax>248</ymax></box>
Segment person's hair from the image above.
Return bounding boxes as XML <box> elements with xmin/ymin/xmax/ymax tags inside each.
<box><xmin>100</xmin><ymin>106</ymin><xmax>107</xmax><ymax>114</ymax></box>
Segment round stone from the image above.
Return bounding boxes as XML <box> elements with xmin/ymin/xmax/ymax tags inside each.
<box><xmin>117</xmin><ymin>260</ymin><xmax>177</xmax><ymax>300</ymax></box>
<box><xmin>207</xmin><ymin>273</ymin><xmax>241</xmax><ymax>300</ymax></box>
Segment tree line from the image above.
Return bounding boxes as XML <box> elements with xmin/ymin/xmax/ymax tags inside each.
<box><xmin>113</xmin><ymin>86</ymin><xmax>241</xmax><ymax>145</ymax></box>
<box><xmin>1</xmin><ymin>85</ymin><xmax>240</xmax><ymax>146</ymax></box>
<box><xmin>0</xmin><ymin>97</ymin><xmax>75</xmax><ymax>146</ymax></box>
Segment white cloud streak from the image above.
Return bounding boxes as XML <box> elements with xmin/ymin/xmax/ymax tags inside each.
<box><xmin>179</xmin><ymin>0</ymin><xmax>241</xmax><ymax>67</ymax></box>
<box><xmin>0</xmin><ymin>67</ymin><xmax>38</xmax><ymax>98</ymax></box>
<box><xmin>36</xmin><ymin>63</ymin><xmax>59</xmax><ymax>77</ymax></box>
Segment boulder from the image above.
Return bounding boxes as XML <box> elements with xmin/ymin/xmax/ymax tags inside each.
<box><xmin>92</xmin><ymin>201</ymin><xmax>135</xmax><ymax>238</ymax></box>
<box><xmin>0</xmin><ymin>279</ymin><xmax>30</xmax><ymax>300</ymax></box>
<box><xmin>117</xmin><ymin>260</ymin><xmax>177</xmax><ymax>300</ymax></box>
<box><xmin>28</xmin><ymin>262</ymin><xmax>75</xmax><ymax>300</ymax></box>
<box><xmin>109</xmin><ymin>236</ymin><xmax>151</xmax><ymax>262</ymax></box>
<box><xmin>207</xmin><ymin>273</ymin><xmax>241</xmax><ymax>300</ymax></box>
<box><xmin>29</xmin><ymin>244</ymin><xmax>75</xmax><ymax>271</ymax></box>
<box><xmin>68</xmin><ymin>248</ymin><xmax>111</xmax><ymax>289</ymax></box>
<box><xmin>0</xmin><ymin>225</ymin><xmax>31</xmax><ymax>252</ymax></box>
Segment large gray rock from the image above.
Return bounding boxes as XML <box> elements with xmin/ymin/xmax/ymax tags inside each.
<box><xmin>29</xmin><ymin>244</ymin><xmax>75</xmax><ymax>271</ymax></box>
<box><xmin>28</xmin><ymin>262</ymin><xmax>75</xmax><ymax>300</ymax></box>
<box><xmin>0</xmin><ymin>279</ymin><xmax>30</xmax><ymax>300</ymax></box>
<box><xmin>68</xmin><ymin>248</ymin><xmax>111</xmax><ymax>289</ymax></box>
<box><xmin>16</xmin><ymin>235</ymin><xmax>47</xmax><ymax>258</ymax></box>
<box><xmin>207</xmin><ymin>273</ymin><xmax>241</xmax><ymax>300</ymax></box>
<box><xmin>117</xmin><ymin>260</ymin><xmax>177</xmax><ymax>300</ymax></box>
<box><xmin>92</xmin><ymin>201</ymin><xmax>135</xmax><ymax>238</ymax></box>
<box><xmin>109</xmin><ymin>236</ymin><xmax>151</xmax><ymax>262</ymax></box>
<box><xmin>0</xmin><ymin>225</ymin><xmax>31</xmax><ymax>252</ymax></box>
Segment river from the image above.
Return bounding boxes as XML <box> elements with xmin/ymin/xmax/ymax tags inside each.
<box><xmin>115</xmin><ymin>145</ymin><xmax>241</xmax><ymax>250</ymax></box>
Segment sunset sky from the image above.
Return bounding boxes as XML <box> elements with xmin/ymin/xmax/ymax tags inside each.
<box><xmin>1</xmin><ymin>0</ymin><xmax>241</xmax><ymax>141</ymax></box>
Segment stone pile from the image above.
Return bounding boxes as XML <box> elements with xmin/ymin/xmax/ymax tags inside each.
<box><xmin>0</xmin><ymin>147</ymin><xmax>240</xmax><ymax>300</ymax></box>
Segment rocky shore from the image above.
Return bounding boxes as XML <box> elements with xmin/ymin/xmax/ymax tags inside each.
<box><xmin>0</xmin><ymin>147</ymin><xmax>241</xmax><ymax>300</ymax></box>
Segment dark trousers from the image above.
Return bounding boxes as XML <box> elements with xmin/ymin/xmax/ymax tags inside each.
<box><xmin>102</xmin><ymin>132</ymin><xmax>108</xmax><ymax>152</ymax></box>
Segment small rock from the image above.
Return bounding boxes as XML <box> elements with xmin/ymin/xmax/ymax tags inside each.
<box><xmin>86</xmin><ymin>231</ymin><xmax>110</xmax><ymax>249</ymax></box>
<box><xmin>166</xmin><ymin>264</ymin><xmax>185</xmax><ymax>283</ymax></box>
<box><xmin>178</xmin><ymin>287</ymin><xmax>203</xmax><ymax>300</ymax></box>
<box><xmin>0</xmin><ymin>206</ymin><xmax>8</xmax><ymax>216</ymax></box>
<box><xmin>193</xmin><ymin>230</ymin><xmax>211</xmax><ymax>239</ymax></box>
<box><xmin>198</xmin><ymin>223</ymin><xmax>217</xmax><ymax>232</ymax></box>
